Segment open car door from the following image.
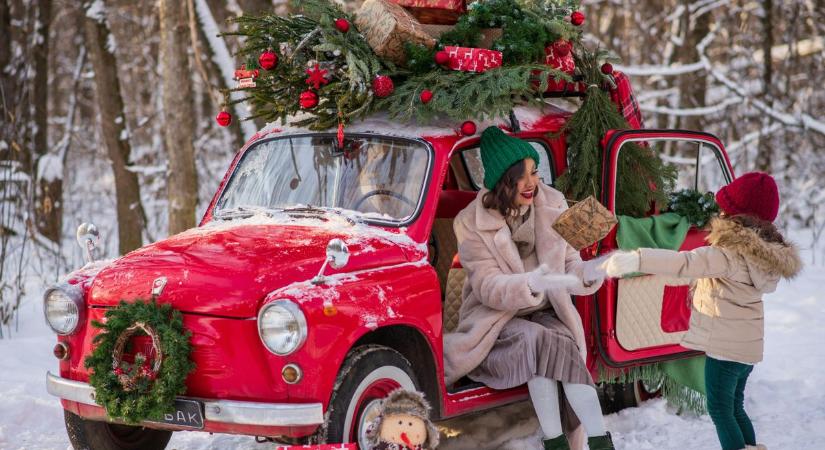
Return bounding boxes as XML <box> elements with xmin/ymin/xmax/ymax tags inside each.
<box><xmin>593</xmin><ymin>130</ymin><xmax>735</xmax><ymax>367</ymax></box>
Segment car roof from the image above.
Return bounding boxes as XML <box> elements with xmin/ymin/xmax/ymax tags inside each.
<box><xmin>251</xmin><ymin>103</ymin><xmax>572</xmax><ymax>142</ymax></box>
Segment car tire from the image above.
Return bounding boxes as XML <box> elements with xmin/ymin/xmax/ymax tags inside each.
<box><xmin>597</xmin><ymin>379</ymin><xmax>663</xmax><ymax>413</ymax></box>
<box><xmin>64</xmin><ymin>410</ymin><xmax>173</xmax><ymax>450</ymax></box>
<box><xmin>316</xmin><ymin>345</ymin><xmax>419</xmax><ymax>448</ymax></box>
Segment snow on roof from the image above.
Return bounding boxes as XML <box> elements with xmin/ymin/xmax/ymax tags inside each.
<box><xmin>254</xmin><ymin>102</ymin><xmax>572</xmax><ymax>141</ymax></box>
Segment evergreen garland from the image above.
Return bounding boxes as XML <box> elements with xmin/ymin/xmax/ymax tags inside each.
<box><xmin>667</xmin><ymin>189</ymin><xmax>720</xmax><ymax>227</ymax></box>
<box><xmin>379</xmin><ymin>64</ymin><xmax>569</xmax><ymax>122</ymax></box>
<box><xmin>85</xmin><ymin>300</ymin><xmax>195</xmax><ymax>424</ymax></box>
<box><xmin>224</xmin><ymin>0</ymin><xmax>392</xmax><ymax>129</ymax></box>
<box><xmin>555</xmin><ymin>48</ymin><xmax>676</xmax><ymax>216</ymax></box>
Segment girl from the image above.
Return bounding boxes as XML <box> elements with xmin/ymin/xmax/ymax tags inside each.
<box><xmin>443</xmin><ymin>126</ymin><xmax>615</xmax><ymax>450</ymax></box>
<box><xmin>603</xmin><ymin>172</ymin><xmax>801</xmax><ymax>450</ymax></box>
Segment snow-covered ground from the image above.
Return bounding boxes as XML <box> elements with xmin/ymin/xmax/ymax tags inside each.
<box><xmin>1</xmin><ymin>242</ymin><xmax>822</xmax><ymax>450</ymax></box>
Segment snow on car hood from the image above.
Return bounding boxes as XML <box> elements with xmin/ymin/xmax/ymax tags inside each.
<box><xmin>87</xmin><ymin>213</ymin><xmax>420</xmax><ymax>317</ymax></box>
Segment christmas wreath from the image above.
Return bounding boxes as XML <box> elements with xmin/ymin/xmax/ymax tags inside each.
<box><xmin>84</xmin><ymin>300</ymin><xmax>195</xmax><ymax>424</ymax></box>
<box><xmin>667</xmin><ymin>189</ymin><xmax>720</xmax><ymax>227</ymax></box>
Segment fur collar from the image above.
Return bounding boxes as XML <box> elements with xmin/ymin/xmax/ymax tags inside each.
<box><xmin>707</xmin><ymin>217</ymin><xmax>802</xmax><ymax>279</ymax></box>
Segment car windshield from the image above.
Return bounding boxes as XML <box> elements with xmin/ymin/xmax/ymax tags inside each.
<box><xmin>214</xmin><ymin>134</ymin><xmax>431</xmax><ymax>223</ymax></box>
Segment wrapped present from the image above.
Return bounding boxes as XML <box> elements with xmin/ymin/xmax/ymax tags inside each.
<box><xmin>552</xmin><ymin>196</ymin><xmax>618</xmax><ymax>251</ymax></box>
<box><xmin>391</xmin><ymin>0</ymin><xmax>466</xmax><ymax>24</ymax></box>
<box><xmin>543</xmin><ymin>39</ymin><xmax>575</xmax><ymax>92</ymax></box>
<box><xmin>443</xmin><ymin>46</ymin><xmax>502</xmax><ymax>73</ymax></box>
<box><xmin>355</xmin><ymin>0</ymin><xmax>436</xmax><ymax>65</ymax></box>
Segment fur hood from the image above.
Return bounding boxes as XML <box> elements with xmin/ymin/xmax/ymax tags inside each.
<box><xmin>707</xmin><ymin>217</ymin><xmax>802</xmax><ymax>280</ymax></box>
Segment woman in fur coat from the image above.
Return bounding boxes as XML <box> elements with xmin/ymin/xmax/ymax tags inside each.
<box><xmin>443</xmin><ymin>126</ymin><xmax>615</xmax><ymax>450</ymax></box>
<box><xmin>603</xmin><ymin>172</ymin><xmax>802</xmax><ymax>450</ymax></box>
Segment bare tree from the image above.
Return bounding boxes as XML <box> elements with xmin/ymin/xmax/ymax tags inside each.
<box><xmin>159</xmin><ymin>0</ymin><xmax>198</xmax><ymax>234</ymax></box>
<box><xmin>83</xmin><ymin>1</ymin><xmax>145</xmax><ymax>254</ymax></box>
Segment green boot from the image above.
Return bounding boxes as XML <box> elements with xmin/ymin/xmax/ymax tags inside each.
<box><xmin>587</xmin><ymin>432</ymin><xmax>616</xmax><ymax>450</ymax></box>
<box><xmin>543</xmin><ymin>435</ymin><xmax>570</xmax><ymax>450</ymax></box>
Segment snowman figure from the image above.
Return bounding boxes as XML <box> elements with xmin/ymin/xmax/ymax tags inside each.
<box><xmin>365</xmin><ymin>389</ymin><xmax>440</xmax><ymax>450</ymax></box>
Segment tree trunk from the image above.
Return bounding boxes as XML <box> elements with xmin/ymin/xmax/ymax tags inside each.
<box><xmin>83</xmin><ymin>1</ymin><xmax>145</xmax><ymax>254</ymax></box>
<box><xmin>160</xmin><ymin>0</ymin><xmax>198</xmax><ymax>235</ymax></box>
<box><xmin>755</xmin><ymin>0</ymin><xmax>774</xmax><ymax>173</ymax></box>
<box><xmin>676</xmin><ymin>0</ymin><xmax>710</xmax><ymax>132</ymax></box>
<box><xmin>32</xmin><ymin>0</ymin><xmax>61</xmax><ymax>242</ymax></box>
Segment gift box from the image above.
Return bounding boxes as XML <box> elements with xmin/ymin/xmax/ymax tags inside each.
<box><xmin>391</xmin><ymin>0</ymin><xmax>466</xmax><ymax>25</ymax></box>
<box><xmin>543</xmin><ymin>40</ymin><xmax>575</xmax><ymax>92</ymax></box>
<box><xmin>552</xmin><ymin>196</ymin><xmax>618</xmax><ymax>251</ymax></box>
<box><xmin>443</xmin><ymin>46</ymin><xmax>502</xmax><ymax>73</ymax></box>
<box><xmin>356</xmin><ymin>0</ymin><xmax>436</xmax><ymax>66</ymax></box>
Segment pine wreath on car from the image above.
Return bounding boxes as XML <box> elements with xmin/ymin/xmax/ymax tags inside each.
<box><xmin>84</xmin><ymin>299</ymin><xmax>195</xmax><ymax>424</ymax></box>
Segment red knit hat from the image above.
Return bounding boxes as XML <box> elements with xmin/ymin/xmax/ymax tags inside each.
<box><xmin>715</xmin><ymin>172</ymin><xmax>779</xmax><ymax>222</ymax></box>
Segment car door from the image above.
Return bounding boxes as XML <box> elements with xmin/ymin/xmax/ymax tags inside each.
<box><xmin>593</xmin><ymin>129</ymin><xmax>735</xmax><ymax>367</ymax></box>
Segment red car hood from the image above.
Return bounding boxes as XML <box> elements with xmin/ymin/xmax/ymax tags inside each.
<box><xmin>88</xmin><ymin>222</ymin><xmax>415</xmax><ymax>317</ymax></box>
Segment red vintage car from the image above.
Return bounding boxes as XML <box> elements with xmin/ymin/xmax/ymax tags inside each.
<box><xmin>43</xmin><ymin>104</ymin><xmax>735</xmax><ymax>449</ymax></box>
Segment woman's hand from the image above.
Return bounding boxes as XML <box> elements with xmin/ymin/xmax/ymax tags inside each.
<box><xmin>527</xmin><ymin>264</ymin><xmax>580</xmax><ymax>295</ymax></box>
<box><xmin>602</xmin><ymin>250</ymin><xmax>640</xmax><ymax>278</ymax></box>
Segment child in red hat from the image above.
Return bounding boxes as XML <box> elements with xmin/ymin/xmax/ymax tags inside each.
<box><xmin>602</xmin><ymin>172</ymin><xmax>801</xmax><ymax>450</ymax></box>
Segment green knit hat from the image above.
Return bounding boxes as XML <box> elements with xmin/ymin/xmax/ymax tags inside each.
<box><xmin>479</xmin><ymin>126</ymin><xmax>540</xmax><ymax>190</ymax></box>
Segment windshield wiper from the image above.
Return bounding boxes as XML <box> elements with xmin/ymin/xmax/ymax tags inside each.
<box><xmin>214</xmin><ymin>205</ymin><xmax>274</xmax><ymax>220</ymax></box>
<box><xmin>279</xmin><ymin>205</ymin><xmax>357</xmax><ymax>225</ymax></box>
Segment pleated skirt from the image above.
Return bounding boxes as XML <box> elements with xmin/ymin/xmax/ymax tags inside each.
<box><xmin>468</xmin><ymin>310</ymin><xmax>594</xmax><ymax>389</ymax></box>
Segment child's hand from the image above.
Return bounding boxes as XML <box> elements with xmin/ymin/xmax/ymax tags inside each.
<box><xmin>602</xmin><ymin>251</ymin><xmax>640</xmax><ymax>278</ymax></box>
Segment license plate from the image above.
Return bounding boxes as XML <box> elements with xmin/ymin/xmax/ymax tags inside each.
<box><xmin>150</xmin><ymin>398</ymin><xmax>204</xmax><ymax>429</ymax></box>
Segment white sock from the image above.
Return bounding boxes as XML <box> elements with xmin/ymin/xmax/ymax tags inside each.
<box><xmin>562</xmin><ymin>383</ymin><xmax>607</xmax><ymax>437</ymax></box>
<box><xmin>528</xmin><ymin>377</ymin><xmax>563</xmax><ymax>439</ymax></box>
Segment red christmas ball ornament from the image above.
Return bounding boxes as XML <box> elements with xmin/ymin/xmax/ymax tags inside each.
<box><xmin>334</xmin><ymin>18</ymin><xmax>350</xmax><ymax>33</ymax></box>
<box><xmin>114</xmin><ymin>367</ymin><xmax>124</xmax><ymax>376</ymax></box>
<box><xmin>372</xmin><ymin>75</ymin><xmax>394</xmax><ymax>98</ymax></box>
<box><xmin>420</xmin><ymin>89</ymin><xmax>433</xmax><ymax>104</ymax></box>
<box><xmin>552</xmin><ymin>40</ymin><xmax>572</xmax><ymax>57</ymax></box>
<box><xmin>571</xmin><ymin>11</ymin><xmax>585</xmax><ymax>26</ymax></box>
<box><xmin>300</xmin><ymin>90</ymin><xmax>319</xmax><ymax>109</ymax></box>
<box><xmin>216</xmin><ymin>110</ymin><xmax>232</xmax><ymax>127</ymax></box>
<box><xmin>258</xmin><ymin>50</ymin><xmax>278</xmax><ymax>71</ymax></box>
<box><xmin>434</xmin><ymin>50</ymin><xmax>450</xmax><ymax>65</ymax></box>
<box><xmin>460</xmin><ymin>121</ymin><xmax>477</xmax><ymax>136</ymax></box>
<box><xmin>601</xmin><ymin>63</ymin><xmax>614</xmax><ymax>75</ymax></box>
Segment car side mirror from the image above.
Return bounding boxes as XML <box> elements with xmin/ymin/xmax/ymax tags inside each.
<box><xmin>76</xmin><ymin>223</ymin><xmax>100</xmax><ymax>264</ymax></box>
<box><xmin>312</xmin><ymin>239</ymin><xmax>349</xmax><ymax>285</ymax></box>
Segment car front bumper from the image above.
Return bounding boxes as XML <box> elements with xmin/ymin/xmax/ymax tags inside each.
<box><xmin>46</xmin><ymin>371</ymin><xmax>324</xmax><ymax>427</ymax></box>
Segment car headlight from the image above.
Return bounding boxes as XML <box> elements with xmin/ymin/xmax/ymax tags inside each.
<box><xmin>257</xmin><ymin>300</ymin><xmax>307</xmax><ymax>355</ymax></box>
<box><xmin>43</xmin><ymin>285</ymin><xmax>84</xmax><ymax>335</ymax></box>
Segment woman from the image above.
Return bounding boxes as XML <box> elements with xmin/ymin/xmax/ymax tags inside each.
<box><xmin>443</xmin><ymin>126</ymin><xmax>615</xmax><ymax>450</ymax></box>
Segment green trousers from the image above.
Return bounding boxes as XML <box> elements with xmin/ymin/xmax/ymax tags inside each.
<box><xmin>705</xmin><ymin>356</ymin><xmax>756</xmax><ymax>450</ymax></box>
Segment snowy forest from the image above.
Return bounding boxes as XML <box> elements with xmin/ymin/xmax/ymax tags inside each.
<box><xmin>1</xmin><ymin>0</ymin><xmax>824</xmax><ymax>449</ymax></box>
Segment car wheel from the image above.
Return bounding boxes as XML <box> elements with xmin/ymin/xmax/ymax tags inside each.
<box><xmin>318</xmin><ymin>345</ymin><xmax>418</xmax><ymax>448</ymax></box>
<box><xmin>64</xmin><ymin>410</ymin><xmax>173</xmax><ymax>450</ymax></box>
<box><xmin>597</xmin><ymin>379</ymin><xmax>663</xmax><ymax>414</ymax></box>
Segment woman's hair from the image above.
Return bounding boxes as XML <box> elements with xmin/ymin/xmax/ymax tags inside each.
<box><xmin>482</xmin><ymin>159</ymin><xmax>527</xmax><ymax>218</ymax></box>
<box><xmin>728</xmin><ymin>214</ymin><xmax>786</xmax><ymax>244</ymax></box>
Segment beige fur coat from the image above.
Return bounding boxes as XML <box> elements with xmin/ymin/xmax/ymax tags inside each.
<box><xmin>638</xmin><ymin>217</ymin><xmax>802</xmax><ymax>363</ymax></box>
<box><xmin>443</xmin><ymin>183</ymin><xmax>601</xmax><ymax>385</ymax></box>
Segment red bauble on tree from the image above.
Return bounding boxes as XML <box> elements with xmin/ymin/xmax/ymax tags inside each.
<box><xmin>258</xmin><ymin>50</ymin><xmax>278</xmax><ymax>70</ymax></box>
<box><xmin>460</xmin><ymin>121</ymin><xmax>477</xmax><ymax>136</ymax></box>
<box><xmin>434</xmin><ymin>50</ymin><xmax>450</xmax><ymax>65</ymax></box>
<box><xmin>216</xmin><ymin>110</ymin><xmax>232</xmax><ymax>127</ymax></box>
<box><xmin>601</xmin><ymin>63</ymin><xmax>614</xmax><ymax>75</ymax></box>
<box><xmin>571</xmin><ymin>11</ymin><xmax>585</xmax><ymax>26</ymax></box>
<box><xmin>334</xmin><ymin>18</ymin><xmax>350</xmax><ymax>33</ymax></box>
<box><xmin>372</xmin><ymin>75</ymin><xmax>394</xmax><ymax>98</ymax></box>
<box><xmin>420</xmin><ymin>89</ymin><xmax>433</xmax><ymax>104</ymax></box>
<box><xmin>300</xmin><ymin>90</ymin><xmax>319</xmax><ymax>109</ymax></box>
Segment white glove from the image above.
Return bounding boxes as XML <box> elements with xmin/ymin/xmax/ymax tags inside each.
<box><xmin>580</xmin><ymin>258</ymin><xmax>607</xmax><ymax>287</ymax></box>
<box><xmin>527</xmin><ymin>264</ymin><xmax>580</xmax><ymax>294</ymax></box>
<box><xmin>602</xmin><ymin>250</ymin><xmax>641</xmax><ymax>278</ymax></box>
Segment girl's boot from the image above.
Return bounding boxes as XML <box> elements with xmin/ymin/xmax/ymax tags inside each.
<box><xmin>542</xmin><ymin>435</ymin><xmax>570</xmax><ymax>450</ymax></box>
<box><xmin>587</xmin><ymin>432</ymin><xmax>616</xmax><ymax>450</ymax></box>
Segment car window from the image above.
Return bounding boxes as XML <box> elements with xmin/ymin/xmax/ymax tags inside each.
<box><xmin>215</xmin><ymin>135</ymin><xmax>431</xmax><ymax>223</ymax></box>
<box><xmin>655</xmin><ymin>141</ymin><xmax>728</xmax><ymax>194</ymax></box>
<box><xmin>460</xmin><ymin>141</ymin><xmax>554</xmax><ymax>190</ymax></box>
